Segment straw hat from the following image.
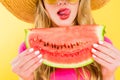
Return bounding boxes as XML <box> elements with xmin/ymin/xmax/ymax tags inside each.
<box><xmin>0</xmin><ymin>0</ymin><xmax>110</xmax><ymax>23</ymax></box>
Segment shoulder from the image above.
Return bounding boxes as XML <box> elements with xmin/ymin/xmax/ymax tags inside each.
<box><xmin>104</xmin><ymin>37</ymin><xmax>112</xmax><ymax>44</ymax></box>
<box><xmin>18</xmin><ymin>42</ymin><xmax>26</xmax><ymax>54</ymax></box>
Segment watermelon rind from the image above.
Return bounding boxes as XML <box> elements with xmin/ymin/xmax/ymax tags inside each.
<box><xmin>25</xmin><ymin>25</ymin><xmax>105</xmax><ymax>68</ymax></box>
<box><xmin>96</xmin><ymin>25</ymin><xmax>105</xmax><ymax>41</ymax></box>
<box><xmin>43</xmin><ymin>58</ymin><xmax>94</xmax><ymax>68</ymax></box>
<box><xmin>25</xmin><ymin>29</ymin><xmax>31</xmax><ymax>48</ymax></box>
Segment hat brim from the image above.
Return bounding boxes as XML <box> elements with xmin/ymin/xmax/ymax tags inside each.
<box><xmin>1</xmin><ymin>0</ymin><xmax>110</xmax><ymax>23</ymax></box>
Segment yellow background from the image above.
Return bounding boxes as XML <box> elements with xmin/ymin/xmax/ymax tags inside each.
<box><xmin>0</xmin><ymin>0</ymin><xmax>120</xmax><ymax>80</ymax></box>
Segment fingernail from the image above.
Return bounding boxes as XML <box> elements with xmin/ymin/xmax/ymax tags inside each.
<box><xmin>99</xmin><ymin>41</ymin><xmax>104</xmax><ymax>44</ymax></box>
<box><xmin>29</xmin><ymin>48</ymin><xmax>34</xmax><ymax>52</ymax></box>
<box><xmin>39</xmin><ymin>59</ymin><xmax>43</xmax><ymax>63</ymax></box>
<box><xmin>93</xmin><ymin>44</ymin><xmax>98</xmax><ymax>48</ymax></box>
<box><xmin>92</xmin><ymin>48</ymin><xmax>96</xmax><ymax>53</ymax></box>
<box><xmin>34</xmin><ymin>51</ymin><xmax>40</xmax><ymax>55</ymax></box>
<box><xmin>38</xmin><ymin>54</ymin><xmax>42</xmax><ymax>58</ymax></box>
<box><xmin>92</xmin><ymin>55</ymin><xmax>96</xmax><ymax>58</ymax></box>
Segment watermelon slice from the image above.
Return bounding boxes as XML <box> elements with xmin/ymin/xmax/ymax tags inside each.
<box><xmin>25</xmin><ymin>25</ymin><xmax>105</xmax><ymax>68</ymax></box>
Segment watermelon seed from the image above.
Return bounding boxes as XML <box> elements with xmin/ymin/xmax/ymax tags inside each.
<box><xmin>76</xmin><ymin>52</ymin><xmax>80</xmax><ymax>56</ymax></box>
<box><xmin>33</xmin><ymin>38</ymin><xmax>37</xmax><ymax>41</ymax></box>
<box><xmin>46</xmin><ymin>42</ymin><xmax>49</xmax><ymax>46</ymax></box>
<box><xmin>51</xmin><ymin>44</ymin><xmax>54</xmax><ymax>48</ymax></box>
<box><xmin>57</xmin><ymin>46</ymin><xmax>59</xmax><ymax>49</ymax></box>
<box><xmin>68</xmin><ymin>45</ymin><xmax>70</xmax><ymax>48</ymax></box>
<box><xmin>60</xmin><ymin>45</ymin><xmax>63</xmax><ymax>49</ymax></box>
<box><xmin>72</xmin><ymin>44</ymin><xmax>76</xmax><ymax>47</ymax></box>
<box><xmin>70</xmin><ymin>54</ymin><xmax>74</xmax><ymax>57</ymax></box>
<box><xmin>79</xmin><ymin>42</ymin><xmax>83</xmax><ymax>45</ymax></box>
<box><xmin>30</xmin><ymin>40</ymin><xmax>34</xmax><ymax>44</ymax></box>
<box><xmin>64</xmin><ymin>54</ymin><xmax>69</xmax><ymax>57</ymax></box>
<box><xmin>71</xmin><ymin>44</ymin><xmax>73</xmax><ymax>48</ymax></box>
<box><xmin>86</xmin><ymin>41</ymin><xmax>89</xmax><ymax>44</ymax></box>
<box><xmin>53</xmin><ymin>44</ymin><xmax>56</xmax><ymax>48</ymax></box>
<box><xmin>76</xmin><ymin>42</ymin><xmax>79</xmax><ymax>46</ymax></box>
<box><xmin>39</xmin><ymin>48</ymin><xmax>42</xmax><ymax>50</ymax></box>
<box><xmin>44</xmin><ymin>42</ymin><xmax>47</xmax><ymax>46</ymax></box>
<box><xmin>39</xmin><ymin>39</ymin><xmax>42</xmax><ymax>42</ymax></box>
<box><xmin>73</xmin><ymin>44</ymin><xmax>76</xmax><ymax>46</ymax></box>
<box><xmin>64</xmin><ymin>44</ymin><xmax>67</xmax><ymax>48</ymax></box>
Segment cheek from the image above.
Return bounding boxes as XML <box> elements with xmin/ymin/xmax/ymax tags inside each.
<box><xmin>44</xmin><ymin>3</ymin><xmax>56</xmax><ymax>16</ymax></box>
<box><xmin>45</xmin><ymin>6</ymin><xmax>57</xmax><ymax>19</ymax></box>
<box><xmin>47</xmin><ymin>10</ymin><xmax>57</xmax><ymax>22</ymax></box>
<box><xmin>70</xmin><ymin>6</ymin><xmax>78</xmax><ymax>19</ymax></box>
<box><xmin>48</xmin><ymin>9</ymin><xmax>56</xmax><ymax>16</ymax></box>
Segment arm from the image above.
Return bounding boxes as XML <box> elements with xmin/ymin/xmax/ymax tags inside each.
<box><xmin>103</xmin><ymin>75</ymin><xmax>115</xmax><ymax>80</ymax></box>
<box><xmin>18</xmin><ymin>42</ymin><xmax>27</xmax><ymax>54</ymax></box>
<box><xmin>11</xmin><ymin>42</ymin><xmax>42</xmax><ymax>80</ymax></box>
<box><xmin>19</xmin><ymin>77</ymin><xmax>23</xmax><ymax>80</ymax></box>
<box><xmin>19</xmin><ymin>76</ymin><xmax>34</xmax><ymax>80</ymax></box>
<box><xmin>92</xmin><ymin>37</ymin><xmax>120</xmax><ymax>80</ymax></box>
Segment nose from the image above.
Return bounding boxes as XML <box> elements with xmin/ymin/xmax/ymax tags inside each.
<box><xmin>57</xmin><ymin>0</ymin><xmax>68</xmax><ymax>5</ymax></box>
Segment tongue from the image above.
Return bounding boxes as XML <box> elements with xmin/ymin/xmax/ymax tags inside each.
<box><xmin>58</xmin><ymin>9</ymin><xmax>71</xmax><ymax>15</ymax></box>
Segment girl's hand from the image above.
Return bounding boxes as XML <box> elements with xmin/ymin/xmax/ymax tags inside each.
<box><xmin>92</xmin><ymin>41</ymin><xmax>120</xmax><ymax>80</ymax></box>
<box><xmin>11</xmin><ymin>48</ymin><xmax>43</xmax><ymax>80</ymax></box>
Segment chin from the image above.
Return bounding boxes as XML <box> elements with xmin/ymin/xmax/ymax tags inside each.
<box><xmin>57</xmin><ymin>24</ymin><xmax>70</xmax><ymax>27</ymax></box>
<box><xmin>56</xmin><ymin>22</ymin><xmax>73</xmax><ymax>27</ymax></box>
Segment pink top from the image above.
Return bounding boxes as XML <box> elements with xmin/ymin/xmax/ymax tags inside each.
<box><xmin>18</xmin><ymin>37</ymin><xmax>112</xmax><ymax>80</ymax></box>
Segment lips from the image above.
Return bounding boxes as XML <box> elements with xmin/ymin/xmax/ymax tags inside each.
<box><xmin>57</xmin><ymin>8</ymin><xmax>71</xmax><ymax>20</ymax></box>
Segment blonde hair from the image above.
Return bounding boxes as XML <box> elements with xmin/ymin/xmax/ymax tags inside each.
<box><xmin>33</xmin><ymin>0</ymin><xmax>102</xmax><ymax>80</ymax></box>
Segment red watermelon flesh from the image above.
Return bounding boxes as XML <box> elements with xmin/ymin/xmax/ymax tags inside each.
<box><xmin>25</xmin><ymin>25</ymin><xmax>105</xmax><ymax>68</ymax></box>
